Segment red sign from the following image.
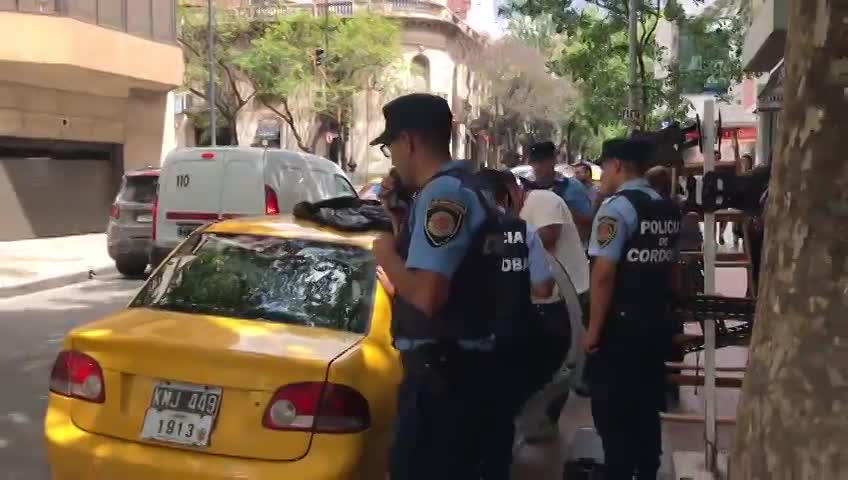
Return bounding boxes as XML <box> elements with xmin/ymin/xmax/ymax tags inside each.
<box><xmin>720</xmin><ymin>127</ymin><xmax>757</xmax><ymax>141</ymax></box>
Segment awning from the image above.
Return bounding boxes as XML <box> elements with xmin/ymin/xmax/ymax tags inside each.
<box><xmin>757</xmin><ymin>60</ymin><xmax>785</xmax><ymax>112</ymax></box>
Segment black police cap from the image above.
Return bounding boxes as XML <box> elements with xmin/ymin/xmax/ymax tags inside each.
<box><xmin>596</xmin><ymin>138</ymin><xmax>654</xmax><ymax>167</ymax></box>
<box><xmin>370</xmin><ymin>93</ymin><xmax>453</xmax><ymax>146</ymax></box>
<box><xmin>528</xmin><ymin>141</ymin><xmax>557</xmax><ymax>161</ymax></box>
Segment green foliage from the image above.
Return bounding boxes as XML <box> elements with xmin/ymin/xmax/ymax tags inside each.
<box><xmin>319</xmin><ymin>13</ymin><xmax>402</xmax><ymax>124</ymax></box>
<box><xmin>179</xmin><ymin>5</ymin><xmax>401</xmax><ymax>150</ymax></box>
<box><xmin>471</xmin><ymin>38</ymin><xmax>578</xmax><ymax>155</ymax></box>
<box><xmin>675</xmin><ymin>4</ymin><xmax>747</xmax><ymax>95</ymax></box>
<box><xmin>501</xmin><ymin>0</ymin><xmax>746</xmax><ymax>157</ymax></box>
<box><xmin>178</xmin><ymin>5</ymin><xmax>258</xmax><ymax>145</ymax></box>
<box><xmin>237</xmin><ymin>12</ymin><xmax>401</xmax><ymax>150</ymax></box>
<box><xmin>548</xmin><ymin>8</ymin><xmax>630</xmax><ymax>130</ymax></box>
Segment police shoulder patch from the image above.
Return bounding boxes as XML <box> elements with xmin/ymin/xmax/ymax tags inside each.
<box><xmin>424</xmin><ymin>199</ymin><xmax>466</xmax><ymax>247</ymax></box>
<box><xmin>596</xmin><ymin>216</ymin><xmax>619</xmax><ymax>248</ymax></box>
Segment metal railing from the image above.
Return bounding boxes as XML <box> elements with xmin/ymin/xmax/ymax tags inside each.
<box><xmin>0</xmin><ymin>0</ymin><xmax>177</xmax><ymax>44</ymax></box>
<box><xmin>238</xmin><ymin>1</ymin><xmax>353</xmax><ymax>19</ymax></box>
<box><xmin>237</xmin><ymin>0</ymin><xmax>445</xmax><ymax>20</ymax></box>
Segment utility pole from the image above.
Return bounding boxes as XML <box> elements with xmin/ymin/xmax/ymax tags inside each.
<box><xmin>207</xmin><ymin>0</ymin><xmax>217</xmax><ymax>146</ymax></box>
<box><xmin>627</xmin><ymin>0</ymin><xmax>640</xmax><ymax>132</ymax></box>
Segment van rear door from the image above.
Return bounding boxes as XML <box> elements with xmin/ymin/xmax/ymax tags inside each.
<box><xmin>157</xmin><ymin>150</ymin><xmax>226</xmax><ymax>244</ymax></box>
<box><xmin>220</xmin><ymin>149</ymin><xmax>264</xmax><ymax>218</ymax></box>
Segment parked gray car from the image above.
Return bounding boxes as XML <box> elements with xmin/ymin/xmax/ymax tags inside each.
<box><xmin>107</xmin><ymin>167</ymin><xmax>159</xmax><ymax>276</ymax></box>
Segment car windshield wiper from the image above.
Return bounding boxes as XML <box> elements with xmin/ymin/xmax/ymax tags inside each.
<box><xmin>243</xmin><ymin>307</ymin><xmax>311</xmax><ymax>326</ymax></box>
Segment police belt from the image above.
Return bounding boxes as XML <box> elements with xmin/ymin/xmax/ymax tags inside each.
<box><xmin>398</xmin><ymin>341</ymin><xmax>493</xmax><ymax>378</ymax></box>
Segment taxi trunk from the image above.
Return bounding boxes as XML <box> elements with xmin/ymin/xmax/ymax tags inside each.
<box><xmin>61</xmin><ymin>309</ymin><xmax>366</xmax><ymax>461</ymax></box>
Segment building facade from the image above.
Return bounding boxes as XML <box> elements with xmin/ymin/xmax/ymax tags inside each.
<box><xmin>177</xmin><ymin>0</ymin><xmax>491</xmax><ymax>183</ymax></box>
<box><xmin>741</xmin><ymin>0</ymin><xmax>786</xmax><ymax>165</ymax></box>
<box><xmin>0</xmin><ymin>0</ymin><xmax>184</xmax><ymax>240</ymax></box>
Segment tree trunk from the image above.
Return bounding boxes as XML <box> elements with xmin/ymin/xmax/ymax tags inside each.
<box><xmin>731</xmin><ymin>1</ymin><xmax>848</xmax><ymax>478</ymax></box>
<box><xmin>227</xmin><ymin>121</ymin><xmax>239</xmax><ymax>146</ymax></box>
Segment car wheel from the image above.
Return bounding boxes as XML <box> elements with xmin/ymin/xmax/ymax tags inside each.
<box><xmin>115</xmin><ymin>256</ymin><xmax>147</xmax><ymax>277</ymax></box>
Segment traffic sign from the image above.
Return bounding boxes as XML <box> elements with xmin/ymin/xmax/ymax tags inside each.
<box><xmin>622</xmin><ymin>108</ymin><xmax>641</xmax><ymax>121</ymax></box>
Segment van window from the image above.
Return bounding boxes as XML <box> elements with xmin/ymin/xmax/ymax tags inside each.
<box><xmin>119</xmin><ymin>175</ymin><xmax>158</xmax><ymax>204</ymax></box>
<box><xmin>131</xmin><ymin>233</ymin><xmax>376</xmax><ymax>334</ymax></box>
<box><xmin>333</xmin><ymin>174</ymin><xmax>356</xmax><ymax>197</ymax></box>
<box><xmin>277</xmin><ymin>167</ymin><xmax>319</xmax><ymax>213</ymax></box>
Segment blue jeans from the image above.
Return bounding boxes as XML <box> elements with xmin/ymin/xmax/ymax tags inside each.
<box><xmin>389</xmin><ymin>347</ymin><xmax>494</xmax><ymax>480</ymax></box>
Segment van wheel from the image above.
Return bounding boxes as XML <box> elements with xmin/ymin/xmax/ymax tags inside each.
<box><xmin>115</xmin><ymin>256</ymin><xmax>147</xmax><ymax>277</ymax></box>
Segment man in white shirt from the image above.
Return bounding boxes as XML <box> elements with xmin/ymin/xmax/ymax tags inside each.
<box><xmin>519</xmin><ymin>189</ymin><xmax>590</xmax><ymax>297</ymax></box>
<box><xmin>502</xmin><ymin>176</ymin><xmax>591</xmax><ymax>443</ymax></box>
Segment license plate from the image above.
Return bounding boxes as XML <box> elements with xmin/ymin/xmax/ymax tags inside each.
<box><xmin>140</xmin><ymin>381</ymin><xmax>222</xmax><ymax>447</ymax></box>
<box><xmin>177</xmin><ymin>224</ymin><xmax>198</xmax><ymax>238</ymax></box>
<box><xmin>137</xmin><ymin>214</ymin><xmax>153</xmax><ymax>223</ymax></box>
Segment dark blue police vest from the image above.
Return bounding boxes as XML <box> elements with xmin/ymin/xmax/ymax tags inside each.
<box><xmin>487</xmin><ymin>213</ymin><xmax>532</xmax><ymax>343</ymax></box>
<box><xmin>391</xmin><ymin>168</ymin><xmax>530</xmax><ymax>342</ymax></box>
<box><xmin>529</xmin><ymin>177</ymin><xmax>570</xmax><ymax>199</ymax></box>
<box><xmin>601</xmin><ymin>189</ymin><xmax>682</xmax><ymax>355</ymax></box>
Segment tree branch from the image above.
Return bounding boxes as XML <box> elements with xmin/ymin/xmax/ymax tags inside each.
<box><xmin>262</xmin><ymin>97</ymin><xmax>312</xmax><ymax>153</ymax></box>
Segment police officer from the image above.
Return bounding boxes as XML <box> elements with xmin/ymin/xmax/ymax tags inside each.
<box><xmin>370</xmin><ymin>94</ymin><xmax>521</xmax><ymax>479</ymax></box>
<box><xmin>474</xmin><ymin>168</ymin><xmax>557</xmax><ymax>480</ymax></box>
<box><xmin>582</xmin><ymin>138</ymin><xmax>682</xmax><ymax>480</ymax></box>
<box><xmin>527</xmin><ymin>141</ymin><xmax>594</xmax><ymax>243</ymax></box>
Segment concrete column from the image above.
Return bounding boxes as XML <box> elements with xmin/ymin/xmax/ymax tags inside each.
<box><xmin>755</xmin><ymin>110</ymin><xmax>768</xmax><ymax>166</ymax></box>
<box><xmin>124</xmin><ymin>89</ymin><xmax>169</xmax><ymax>170</ymax></box>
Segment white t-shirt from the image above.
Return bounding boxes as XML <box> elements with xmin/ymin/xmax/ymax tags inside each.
<box><xmin>520</xmin><ymin>189</ymin><xmax>590</xmax><ymax>296</ymax></box>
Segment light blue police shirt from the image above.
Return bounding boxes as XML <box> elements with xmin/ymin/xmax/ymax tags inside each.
<box><xmin>588</xmin><ymin>178</ymin><xmax>660</xmax><ymax>262</ymax></box>
<box><xmin>526</xmin><ymin>225</ymin><xmax>554</xmax><ymax>286</ymax></box>
<box><xmin>561</xmin><ymin>177</ymin><xmax>594</xmax><ymax>219</ymax></box>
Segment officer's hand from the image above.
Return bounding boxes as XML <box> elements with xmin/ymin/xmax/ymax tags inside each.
<box><xmin>379</xmin><ymin>174</ymin><xmax>408</xmax><ymax>233</ymax></box>
<box><xmin>376</xmin><ymin>266</ymin><xmax>395</xmax><ymax>297</ymax></box>
<box><xmin>372</xmin><ymin>233</ymin><xmax>396</xmax><ymax>267</ymax></box>
<box><xmin>378</xmin><ymin>174</ymin><xmax>397</xmax><ymax>204</ymax></box>
<box><xmin>582</xmin><ymin>330</ymin><xmax>600</xmax><ymax>354</ymax></box>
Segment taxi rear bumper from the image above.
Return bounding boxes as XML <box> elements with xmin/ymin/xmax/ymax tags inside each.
<box><xmin>45</xmin><ymin>395</ymin><xmax>383</xmax><ymax>480</ymax></box>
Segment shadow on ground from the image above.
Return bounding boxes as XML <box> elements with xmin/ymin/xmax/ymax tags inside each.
<box><xmin>0</xmin><ymin>276</ymin><xmax>142</xmax><ymax>480</ymax></box>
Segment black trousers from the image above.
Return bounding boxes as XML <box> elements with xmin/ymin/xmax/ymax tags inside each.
<box><xmin>390</xmin><ymin>345</ymin><xmax>495</xmax><ymax>480</ymax></box>
<box><xmin>481</xmin><ymin>302</ymin><xmax>571</xmax><ymax>480</ymax></box>
<box><xmin>587</xmin><ymin>355</ymin><xmax>664</xmax><ymax>480</ymax></box>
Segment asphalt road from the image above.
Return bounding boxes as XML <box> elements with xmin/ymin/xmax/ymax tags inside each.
<box><xmin>0</xmin><ymin>275</ymin><xmax>144</xmax><ymax>480</ymax></box>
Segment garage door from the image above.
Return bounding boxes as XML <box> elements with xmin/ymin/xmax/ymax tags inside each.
<box><xmin>0</xmin><ymin>156</ymin><xmax>116</xmax><ymax>240</ymax></box>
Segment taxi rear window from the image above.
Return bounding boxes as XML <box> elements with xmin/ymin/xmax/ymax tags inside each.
<box><xmin>131</xmin><ymin>233</ymin><xmax>376</xmax><ymax>334</ymax></box>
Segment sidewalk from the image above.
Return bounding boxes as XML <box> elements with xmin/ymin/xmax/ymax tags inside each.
<box><xmin>0</xmin><ymin>233</ymin><xmax>115</xmax><ymax>299</ymax></box>
<box><xmin>512</xmin><ymin>267</ymin><xmax>749</xmax><ymax>479</ymax></box>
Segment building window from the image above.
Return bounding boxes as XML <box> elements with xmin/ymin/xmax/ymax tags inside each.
<box><xmin>410</xmin><ymin>54</ymin><xmax>430</xmax><ymax>93</ymax></box>
<box><xmin>174</xmin><ymin>92</ymin><xmax>193</xmax><ymax>115</ymax></box>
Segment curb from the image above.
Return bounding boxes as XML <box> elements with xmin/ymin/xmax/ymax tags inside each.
<box><xmin>0</xmin><ymin>264</ymin><xmax>118</xmax><ymax>300</ymax></box>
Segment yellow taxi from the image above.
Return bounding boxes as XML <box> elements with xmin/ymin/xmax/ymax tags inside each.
<box><xmin>44</xmin><ymin>215</ymin><xmax>400</xmax><ymax>479</ymax></box>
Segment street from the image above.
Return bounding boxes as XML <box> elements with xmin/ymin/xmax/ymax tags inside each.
<box><xmin>0</xmin><ymin>275</ymin><xmax>144</xmax><ymax>480</ymax></box>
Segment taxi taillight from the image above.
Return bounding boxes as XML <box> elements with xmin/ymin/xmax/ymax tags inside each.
<box><xmin>49</xmin><ymin>350</ymin><xmax>105</xmax><ymax>403</ymax></box>
<box><xmin>265</xmin><ymin>185</ymin><xmax>280</xmax><ymax>215</ymax></box>
<box><xmin>151</xmin><ymin>195</ymin><xmax>159</xmax><ymax>240</ymax></box>
<box><xmin>262</xmin><ymin>382</ymin><xmax>370</xmax><ymax>433</ymax></box>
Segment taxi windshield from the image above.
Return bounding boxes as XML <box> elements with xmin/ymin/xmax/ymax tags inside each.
<box><xmin>131</xmin><ymin>233</ymin><xmax>376</xmax><ymax>334</ymax></box>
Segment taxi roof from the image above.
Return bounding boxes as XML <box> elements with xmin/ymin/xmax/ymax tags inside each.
<box><xmin>203</xmin><ymin>214</ymin><xmax>378</xmax><ymax>250</ymax></box>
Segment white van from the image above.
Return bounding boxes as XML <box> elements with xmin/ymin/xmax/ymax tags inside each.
<box><xmin>150</xmin><ymin>147</ymin><xmax>356</xmax><ymax>266</ymax></box>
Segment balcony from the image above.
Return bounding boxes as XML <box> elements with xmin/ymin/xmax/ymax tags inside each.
<box><xmin>236</xmin><ymin>0</ymin><xmax>447</xmax><ymax>21</ymax></box>
<box><xmin>0</xmin><ymin>0</ymin><xmax>183</xmax><ymax>95</ymax></box>
<box><xmin>741</xmin><ymin>0</ymin><xmax>787</xmax><ymax>72</ymax></box>
<box><xmin>0</xmin><ymin>0</ymin><xmax>177</xmax><ymax>44</ymax></box>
